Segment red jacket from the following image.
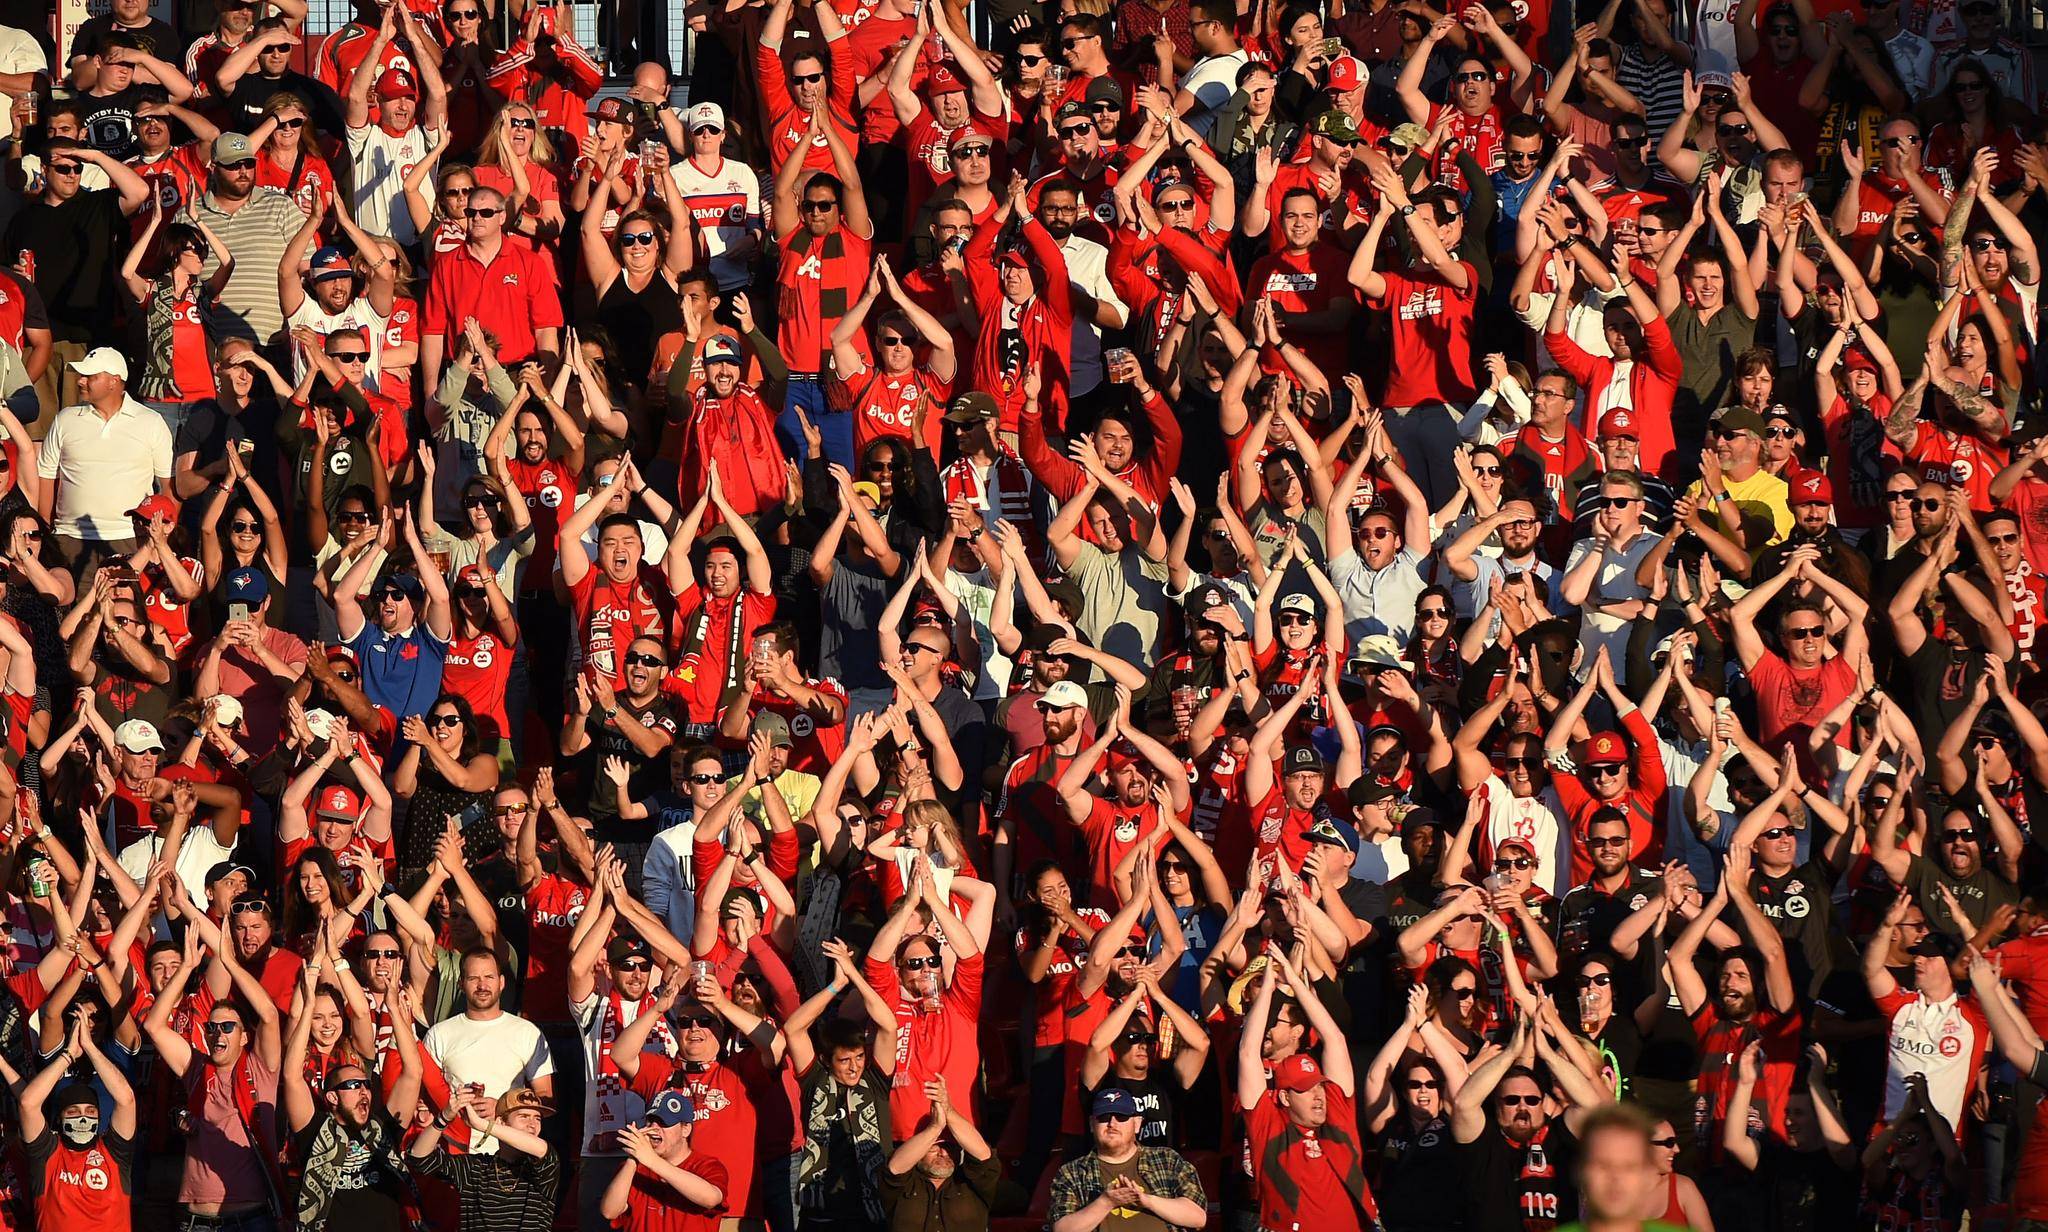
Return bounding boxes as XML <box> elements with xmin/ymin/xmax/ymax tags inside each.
<box><xmin>1107</xmin><ymin>224</ymin><xmax>1243</xmax><ymax>358</ymax></box>
<box><xmin>486</xmin><ymin>31</ymin><xmax>604</xmax><ymax>150</ymax></box>
<box><xmin>1018</xmin><ymin>382</ymin><xmax>1181</xmax><ymax>512</ymax></box>
<box><xmin>1544</xmin><ymin>313</ymin><xmax>1683</xmax><ymax>480</ymax></box>
<box><xmin>964</xmin><ymin>215</ymin><xmax>1072</xmax><ymax>432</ymax></box>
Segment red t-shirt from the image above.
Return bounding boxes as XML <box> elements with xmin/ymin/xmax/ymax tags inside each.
<box><xmin>610</xmin><ymin>1151</ymin><xmax>729</xmax><ymax>1232</ymax></box>
<box><xmin>777</xmin><ymin>227</ymin><xmax>874</xmax><ymax>374</ymax></box>
<box><xmin>1690</xmin><ymin>1002</ymin><xmax>1803</xmax><ymax>1157</ymax></box>
<box><xmin>441</xmin><ymin>628</ymin><xmax>515</xmax><ymax>744</ymax></box>
<box><xmin>1749</xmin><ymin>651</ymin><xmax>1859</xmax><ymax>751</ymax></box>
<box><xmin>1245</xmin><ymin>242</ymin><xmax>1355</xmax><ymax>382</ymax></box>
<box><xmin>627</xmin><ymin>1055</ymin><xmax>760</xmax><ymax>1220</ymax></box>
<box><xmin>1245</xmin><ymin>1086</ymin><xmax>1378</xmax><ymax>1232</ymax></box>
<box><xmin>1377</xmin><ymin>264</ymin><xmax>1479</xmax><ymax>407</ymax></box>
<box><xmin>865</xmin><ymin>952</ymin><xmax>984</xmax><ymax>1138</ymax></box>
<box><xmin>1075</xmin><ymin>797</ymin><xmax>1165</xmax><ymax>910</ymax></box>
<box><xmin>518</xmin><ymin>872</ymin><xmax>587</xmax><ymax>1026</ymax></box>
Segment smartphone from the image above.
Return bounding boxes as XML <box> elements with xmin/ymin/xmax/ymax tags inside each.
<box><xmin>1320</xmin><ymin>36</ymin><xmax>1343</xmax><ymax>58</ymax></box>
<box><xmin>234</xmin><ymin>438</ymin><xmax>254</xmax><ymax>457</ymax></box>
<box><xmin>228</xmin><ymin>602</ymin><xmax>251</xmax><ymax>624</ymax></box>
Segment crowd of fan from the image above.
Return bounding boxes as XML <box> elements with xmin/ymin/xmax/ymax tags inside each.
<box><xmin>2</xmin><ymin>0</ymin><xmax>2048</xmax><ymax>1231</ymax></box>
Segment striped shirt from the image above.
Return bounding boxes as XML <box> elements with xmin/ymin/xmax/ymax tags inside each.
<box><xmin>411</xmin><ymin>1140</ymin><xmax>561</xmax><ymax>1232</ymax></box>
<box><xmin>179</xmin><ymin>186</ymin><xmax>303</xmax><ymax>344</ymax></box>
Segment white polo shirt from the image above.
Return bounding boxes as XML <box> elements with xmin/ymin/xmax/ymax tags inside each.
<box><xmin>38</xmin><ymin>395</ymin><xmax>174</xmax><ymax>541</ymax></box>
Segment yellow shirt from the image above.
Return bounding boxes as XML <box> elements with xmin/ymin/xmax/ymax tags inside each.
<box><xmin>1685</xmin><ymin>468</ymin><xmax>1793</xmax><ymax>545</ymax></box>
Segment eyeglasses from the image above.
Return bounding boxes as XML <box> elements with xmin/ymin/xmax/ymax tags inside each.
<box><xmin>902</xmin><ymin>955</ymin><xmax>943</xmax><ymax>971</ymax></box>
<box><xmin>620</xmin><ymin>231</ymin><xmax>659</xmax><ymax>247</ymax></box>
<box><xmin>625</xmin><ymin>651</ymin><xmax>667</xmax><ymax>668</ymax></box>
<box><xmin>1783</xmin><ymin>625</ymin><xmax>1826</xmax><ymax>640</ymax></box>
<box><xmin>466</xmin><ymin>207</ymin><xmax>502</xmax><ymax>219</ymax></box>
<box><xmin>1758</xmin><ymin>826</ymin><xmax>1794</xmax><ymax>841</ymax></box>
<box><xmin>494</xmin><ymin>802</ymin><xmax>531</xmax><ymax>816</ymax></box>
<box><xmin>1580</xmin><ymin>973</ymin><xmax>1613</xmax><ymax>986</ymax></box>
<box><xmin>363</xmin><ymin>948</ymin><xmax>403</xmax><ymax>960</ymax></box>
<box><xmin>507</xmin><ymin>116</ymin><xmax>536</xmax><ymax>130</ymax></box>
<box><xmin>1495</xmin><ymin>857</ymin><xmax>1534</xmax><ymax>870</ymax></box>
<box><xmin>329</xmin><ymin>1077</ymin><xmax>371</xmax><ymax>1092</ymax></box>
<box><xmin>1717</xmin><ymin>123</ymin><xmax>1753</xmax><ymax>139</ymax></box>
<box><xmin>1942</xmin><ymin>828</ymin><xmax>1979</xmax><ymax>844</ymax></box>
<box><xmin>1453</xmin><ymin>69</ymin><xmax>1490</xmax><ymax>82</ymax></box>
<box><xmin>801</xmin><ymin>199</ymin><xmax>839</xmax><ymax>213</ymax></box>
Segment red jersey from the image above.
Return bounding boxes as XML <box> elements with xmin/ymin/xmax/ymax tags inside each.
<box><xmin>27</xmin><ymin>1131</ymin><xmax>132</xmax><ymax>1232</ymax></box>
<box><xmin>1245</xmin><ymin>1087</ymin><xmax>1379</xmax><ymax>1232</ymax></box>
<box><xmin>1246</xmin><ymin>242</ymin><xmax>1356</xmax><ymax>382</ymax></box>
<box><xmin>865</xmin><ymin>952</ymin><xmax>984</xmax><ymax>1138</ymax></box>
<box><xmin>1074</xmin><ymin>795</ymin><xmax>1166</xmax><ymax>909</ymax></box>
<box><xmin>519</xmin><ymin>872</ymin><xmax>587</xmax><ymax>1024</ymax></box>
<box><xmin>1749</xmin><ymin>650</ymin><xmax>1859</xmax><ymax>751</ymax></box>
<box><xmin>746</xmin><ymin>680</ymin><xmax>847</xmax><ymax>774</ymax></box>
<box><xmin>1378</xmin><ymin>263</ymin><xmax>1480</xmax><ymax>407</ymax></box>
<box><xmin>627</xmin><ymin>1055</ymin><xmax>761</xmax><ymax>1220</ymax></box>
<box><xmin>570</xmin><ymin>565</ymin><xmax>678</xmax><ymax>690</ymax></box>
<box><xmin>255</xmin><ymin>148</ymin><xmax>334</xmax><ymax>218</ymax></box>
<box><xmin>1012</xmin><ymin>906</ymin><xmax>1109</xmax><ymax>1049</ymax></box>
<box><xmin>995</xmin><ymin>744</ymin><xmax>1088</xmax><ymax>887</ymax></box>
<box><xmin>611</xmin><ymin>1151</ymin><xmax>729</xmax><ymax>1232</ymax></box>
<box><xmin>441</xmin><ymin>627</ymin><xmax>515</xmax><ymax>744</ymax></box>
<box><xmin>668</xmin><ymin>586</ymin><xmax>775</xmax><ymax>726</ymax></box>
<box><xmin>754</xmin><ymin>41</ymin><xmax>861</xmax><ymax>174</ymax></box>
<box><xmin>1259</xmin><ymin>160</ymin><xmax>1374</xmax><ymax>250</ymax></box>
<box><xmin>1691</xmin><ymin>1002</ymin><xmax>1803</xmax><ymax>1157</ymax></box>
<box><xmin>506</xmin><ymin>456</ymin><xmax>577</xmax><ymax>592</ymax></box>
<box><xmin>1905</xmin><ymin>419</ymin><xmax>2007</xmax><ymax>512</ymax></box>
<box><xmin>777</xmin><ymin>227</ymin><xmax>873</xmax><ymax>374</ymax></box>
<box><xmin>828</xmin><ymin>361</ymin><xmax>950</xmax><ymax>459</ymax></box>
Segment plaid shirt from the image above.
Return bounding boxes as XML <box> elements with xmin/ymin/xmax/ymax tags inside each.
<box><xmin>1046</xmin><ymin>1147</ymin><xmax>1206</xmax><ymax>1231</ymax></box>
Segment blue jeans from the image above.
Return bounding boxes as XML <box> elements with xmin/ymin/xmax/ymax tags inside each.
<box><xmin>777</xmin><ymin>377</ymin><xmax>852</xmax><ymax>469</ymax></box>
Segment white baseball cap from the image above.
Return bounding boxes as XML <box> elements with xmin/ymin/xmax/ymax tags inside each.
<box><xmin>303</xmin><ymin>708</ymin><xmax>337</xmax><ymax>740</ymax></box>
<box><xmin>686</xmin><ymin>101</ymin><xmax>725</xmax><ymax>132</ymax></box>
<box><xmin>72</xmin><ymin>347</ymin><xmax>130</xmax><ymax>382</ymax></box>
<box><xmin>114</xmin><ymin>719</ymin><xmax>163</xmax><ymax>753</ymax></box>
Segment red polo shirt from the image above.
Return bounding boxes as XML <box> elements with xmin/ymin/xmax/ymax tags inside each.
<box><xmin>421</xmin><ymin>240</ymin><xmax>565</xmax><ymax>363</ymax></box>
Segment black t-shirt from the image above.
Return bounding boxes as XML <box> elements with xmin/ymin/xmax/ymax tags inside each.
<box><xmin>68</xmin><ymin>15</ymin><xmax>178</xmax><ymax>63</ymax></box>
<box><xmin>2</xmin><ymin>189</ymin><xmax>124</xmax><ymax>343</ymax></box>
<box><xmin>1906</xmin><ymin>852</ymin><xmax>2020</xmax><ymax>933</ymax></box>
<box><xmin>78</xmin><ymin>84</ymin><xmax>152</xmax><ymax>160</ymax></box>
<box><xmin>1554</xmin><ymin>870</ymin><xmax>1661</xmax><ymax>956</ymax></box>
<box><xmin>578</xmin><ymin>696</ymin><xmax>681</xmax><ymax>822</ymax></box>
<box><xmin>1082</xmin><ymin>1070</ymin><xmax>1180</xmax><ymax>1149</ymax></box>
<box><xmin>222</xmin><ymin>71</ymin><xmax>348</xmax><ymax>135</ymax></box>
<box><xmin>1375</xmin><ymin>1115</ymin><xmax>1468</xmax><ymax>1232</ymax></box>
<box><xmin>288</xmin><ymin>1112</ymin><xmax>411</xmax><ymax>1232</ymax></box>
<box><xmin>1749</xmin><ymin>857</ymin><xmax>1841</xmax><ymax>997</ymax></box>
<box><xmin>1747</xmin><ymin>1138</ymin><xmax>1859</xmax><ymax>1232</ymax></box>
<box><xmin>1899</xmin><ymin>641</ymin><xmax>1985</xmax><ymax>747</ymax></box>
<box><xmin>1459</xmin><ymin>1123</ymin><xmax>1579</xmax><ymax>1232</ymax></box>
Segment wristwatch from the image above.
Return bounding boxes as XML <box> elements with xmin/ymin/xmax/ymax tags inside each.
<box><xmin>604</xmin><ymin>706</ymin><xmax>620</xmax><ymax>721</ymax></box>
<box><xmin>1400</xmin><ymin>203</ymin><xmax>1418</xmax><ymax>218</ymax></box>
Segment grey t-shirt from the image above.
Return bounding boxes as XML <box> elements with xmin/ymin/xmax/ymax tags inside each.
<box><xmin>820</xmin><ymin>557</ymin><xmax>893</xmax><ymax>690</ymax></box>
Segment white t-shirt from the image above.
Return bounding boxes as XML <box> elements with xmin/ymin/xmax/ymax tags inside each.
<box><xmin>347</xmin><ymin>122</ymin><xmax>443</xmax><ymax>248</ymax></box>
<box><xmin>0</xmin><ymin>29</ymin><xmax>47</xmax><ymax>144</ymax></box>
<box><xmin>38</xmin><ymin>397</ymin><xmax>175</xmax><ymax>540</ymax></box>
<box><xmin>1476</xmin><ymin>774</ymin><xmax>1569</xmax><ymax>897</ymax></box>
<box><xmin>1180</xmin><ymin>50</ymin><xmax>1250</xmax><ymax>136</ymax></box>
<box><xmin>423</xmin><ymin>1009</ymin><xmax>555</xmax><ymax>1152</ymax></box>
<box><xmin>668</xmin><ymin>154</ymin><xmax>763</xmax><ymax>291</ymax></box>
<box><xmin>117</xmin><ymin>825</ymin><xmax>237</xmax><ymax>904</ymax></box>
<box><xmin>1057</xmin><ymin>233</ymin><xmax>1127</xmax><ymax>397</ymax></box>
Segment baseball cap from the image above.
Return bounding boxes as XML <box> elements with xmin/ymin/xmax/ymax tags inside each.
<box><xmin>1277</xmin><ymin>592</ymin><xmax>1316</xmax><ymax>617</ymax></box>
<box><xmin>686</xmin><ymin>101</ymin><xmax>725</xmax><ymax>132</ymax></box>
<box><xmin>945</xmin><ymin>391</ymin><xmax>998</xmax><ymax>423</ymax></box>
<box><xmin>204</xmin><ymin>861</ymin><xmax>255</xmax><ymax>889</ymax></box>
<box><xmin>1303</xmin><ymin>813</ymin><xmax>1361</xmax><ymax>853</ymax></box>
<box><xmin>645</xmin><ymin>1089</ymin><xmax>695</xmax><ymax>1126</ymax></box>
<box><xmin>1083</xmin><ymin>75</ymin><xmax>1124</xmax><ymax>106</ymax></box>
<box><xmin>1056</xmin><ymin>99</ymin><xmax>1090</xmax><ymax>125</ymax></box>
<box><xmin>212</xmin><ymin>132</ymin><xmax>253</xmax><ymax>163</ymax></box>
<box><xmin>1185</xmin><ymin>582</ymin><xmax>1230</xmax><ymax>618</ymax></box>
<box><xmin>496</xmin><ymin>1087</ymin><xmax>555</xmax><ymax>1118</ymax></box>
<box><xmin>751</xmin><ymin>711</ymin><xmax>794</xmax><ymax>748</ymax></box>
<box><xmin>852</xmin><ymin>481</ymin><xmax>882</xmax><ymax>507</ymax></box>
<box><xmin>1790</xmin><ymin>469</ymin><xmax>1834</xmax><ymax>506</ymax></box>
<box><xmin>374</xmin><ymin>68</ymin><xmax>419</xmax><ymax>99</ymax></box>
<box><xmin>315</xmin><ymin>783</ymin><xmax>361</xmax><ymax>820</ymax></box>
<box><xmin>947</xmin><ymin>122</ymin><xmax>993</xmax><ymax>150</ymax></box>
<box><xmin>1384</xmin><ymin>121</ymin><xmax>1430</xmax><ymax>151</ymax></box>
<box><xmin>1283</xmin><ymin>745</ymin><xmax>1326</xmax><ymax>776</ymax></box>
<box><xmin>1091</xmin><ymin>1088</ymin><xmax>1141</xmax><ymax>1119</ymax></box>
<box><xmin>379</xmin><ymin>573</ymin><xmax>425</xmax><ymax>604</ymax></box>
<box><xmin>1347</xmin><ymin>777</ymin><xmax>1403</xmax><ymax>809</ymax></box>
<box><xmin>224</xmin><ymin>564</ymin><xmax>268</xmax><ymax>605</ymax></box>
<box><xmin>1311</xmin><ymin>109</ymin><xmax>1362</xmax><ymax>143</ymax></box>
<box><xmin>1597</xmin><ymin>408</ymin><xmax>1639</xmax><ymax>440</ymax></box>
<box><xmin>703</xmin><ymin>334</ymin><xmax>742</xmax><ymax>365</ymax></box>
<box><xmin>1909</xmin><ymin>930</ymin><xmax>1964</xmax><ymax>959</ymax></box>
<box><xmin>1037</xmin><ymin>679</ymin><xmax>1090</xmax><ymax>711</ymax></box>
<box><xmin>1581</xmin><ymin>731</ymin><xmax>1628</xmax><ymax>766</ymax></box>
<box><xmin>928</xmin><ymin>64</ymin><xmax>966</xmax><ymax>96</ymax></box>
<box><xmin>998</xmin><ymin>246</ymin><xmax>1033</xmax><ymax>269</ymax></box>
<box><xmin>303</xmin><ymin>708</ymin><xmax>339</xmax><ymax>740</ymax></box>
<box><xmin>1695</xmin><ymin>69</ymin><xmax>1734</xmax><ymax>93</ymax></box>
<box><xmin>309</xmin><ymin>245</ymin><xmax>354</xmax><ymax>282</ymax></box>
<box><xmin>588</xmin><ymin>96</ymin><xmax>631</xmax><ymax>124</ymax></box>
<box><xmin>1326</xmin><ymin>54</ymin><xmax>1365</xmax><ymax>92</ymax></box>
<box><xmin>1712</xmin><ymin>407</ymin><xmax>1767</xmax><ymax>438</ymax></box>
<box><xmin>128</xmin><ymin>492</ymin><xmax>181</xmax><ymax>524</ymax></box>
<box><xmin>207</xmin><ymin>695</ymin><xmax>244</xmax><ymax>728</ymax></box>
<box><xmin>114</xmin><ymin>719</ymin><xmax>164</xmax><ymax>753</ymax></box>
<box><xmin>607</xmin><ymin>934</ymin><xmax>652</xmax><ymax>963</ymax></box>
<box><xmin>72</xmin><ymin>347</ymin><xmax>130</xmax><ymax>381</ymax></box>
<box><xmin>1842</xmin><ymin>347</ymin><xmax>1880</xmax><ymax>374</ymax></box>
<box><xmin>1273</xmin><ymin>1053</ymin><xmax>1325</xmax><ymax>1092</ymax></box>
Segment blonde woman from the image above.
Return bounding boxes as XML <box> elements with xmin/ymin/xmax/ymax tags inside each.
<box><xmin>471</xmin><ymin>101</ymin><xmax>565</xmax><ymax>252</ymax></box>
<box><xmin>249</xmin><ymin>92</ymin><xmax>335</xmax><ymax>218</ymax></box>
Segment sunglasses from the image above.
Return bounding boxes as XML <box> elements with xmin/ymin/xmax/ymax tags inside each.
<box><xmin>1943</xmin><ymin>828</ymin><xmax>1979</xmax><ymax>844</ymax></box>
<box><xmin>1651</xmin><ymin>1136</ymin><xmax>1680</xmax><ymax>1148</ymax></box>
<box><xmin>1504</xmin><ymin>149</ymin><xmax>1542</xmax><ymax>162</ymax></box>
<box><xmin>1406</xmin><ymin>1078</ymin><xmax>1440</xmax><ymax>1090</ymax></box>
<box><xmin>448</xmin><ymin>6</ymin><xmax>481</xmax><ymax>15</ymax></box>
<box><xmin>1061</xmin><ymin>33</ymin><xmax>1097</xmax><ymax>45</ymax></box>
<box><xmin>328</xmin><ymin>1077</ymin><xmax>371</xmax><ymax>1092</ymax></box>
<box><xmin>1115</xmin><ymin>945</ymin><xmax>1146</xmax><ymax>958</ymax></box>
<box><xmin>427</xmin><ymin>714</ymin><xmax>463</xmax><ymax>729</ymax></box>
<box><xmin>507</xmin><ymin>116</ymin><xmax>536</xmax><ymax>129</ymax></box>
<box><xmin>1495</xmin><ymin>857</ymin><xmax>1534</xmax><ymax>870</ymax></box>
<box><xmin>625</xmin><ymin>651</ymin><xmax>667</xmax><ymax>668</ymax></box>
<box><xmin>204</xmin><ymin>1020</ymin><xmax>243</xmax><ymax>1035</ymax></box>
<box><xmin>217</xmin><ymin>158</ymin><xmax>257</xmax><ymax>171</ymax></box>
<box><xmin>1450</xmin><ymin>987</ymin><xmax>1478</xmax><ymax>1000</ymax></box>
<box><xmin>329</xmin><ymin>351</ymin><xmax>370</xmax><ymax>362</ymax></box>
<box><xmin>229</xmin><ymin>520</ymin><xmax>261</xmax><ymax>533</ymax></box>
<box><xmin>1758</xmin><ymin>826</ymin><xmax>1794</xmax><ymax>841</ymax></box>
<box><xmin>275</xmin><ymin>116</ymin><xmax>306</xmax><ymax>130</ymax></box>
<box><xmin>877</xmin><ymin>334</ymin><xmax>910</xmax><ymax>347</ymax></box>
<box><xmin>48</xmin><ymin>161</ymin><xmax>84</xmax><ymax>175</ymax></box>
<box><xmin>903</xmin><ymin>955</ymin><xmax>944</xmax><ymax>971</ymax></box>
<box><xmin>616</xmin><ymin>957</ymin><xmax>654</xmax><ymax>971</ymax></box>
<box><xmin>1501</xmin><ymin>755</ymin><xmax>1543</xmax><ymax>769</ymax></box>
<box><xmin>1912</xmin><ymin>498</ymin><xmax>1945</xmax><ymax>512</ymax></box>
<box><xmin>1887</xmin><ymin>490</ymin><xmax>1917</xmax><ymax>502</ymax></box>
<box><xmin>1717</xmin><ymin>123</ymin><xmax>1753</xmax><ymax>138</ymax></box>
<box><xmin>1955</xmin><ymin>79</ymin><xmax>1989</xmax><ymax>91</ymax></box>
<box><xmin>1580</xmin><ymin>972</ymin><xmax>1613</xmax><ymax>986</ymax></box>
<box><xmin>1158</xmin><ymin>196</ymin><xmax>1196</xmax><ymax>211</ymax></box>
<box><xmin>953</xmin><ymin>145</ymin><xmax>992</xmax><ymax>159</ymax></box>
<box><xmin>686</xmin><ymin>772</ymin><xmax>721</xmax><ymax>785</ymax></box>
<box><xmin>466</xmin><ymin>207</ymin><xmax>502</xmax><ymax>218</ymax></box>
<box><xmin>1975</xmin><ymin>735</ymin><xmax>2006</xmax><ymax>749</ymax></box>
<box><xmin>1017</xmin><ymin>53</ymin><xmax>1046</xmax><ymax>64</ymax></box>
<box><xmin>463</xmin><ymin>493</ymin><xmax>501</xmax><ymax>509</ymax></box>
<box><xmin>1764</xmin><ymin>426</ymin><xmax>1798</xmax><ymax>439</ymax></box>
<box><xmin>1277</xmin><ymin>613</ymin><xmax>1314</xmax><ymax>626</ymax></box>
<box><xmin>1783</xmin><ymin>625</ymin><xmax>1826</xmax><ymax>639</ymax></box>
<box><xmin>1453</xmin><ymin>69</ymin><xmax>1490</xmax><ymax>82</ymax></box>
<box><xmin>1060</xmin><ymin>124</ymin><xmax>1093</xmax><ymax>138</ymax></box>
<box><xmin>1971</xmin><ymin>236</ymin><xmax>2008</xmax><ymax>251</ymax></box>
<box><xmin>677</xmin><ymin>1013</ymin><xmax>717</xmax><ymax>1027</ymax></box>
<box><xmin>1883</xmin><ymin>135</ymin><xmax>1921</xmax><ymax>149</ymax></box>
<box><xmin>1586</xmin><ymin>834</ymin><xmax>1629</xmax><ymax>847</ymax></box>
<box><xmin>1988</xmin><ymin>533</ymin><xmax>2022</xmax><ymax>545</ymax></box>
<box><xmin>494</xmin><ymin>802</ymin><xmax>531</xmax><ymax>816</ymax></box>
<box><xmin>363</xmin><ymin>948</ymin><xmax>403</xmax><ymax>960</ymax></box>
<box><xmin>230</xmin><ymin>899</ymin><xmax>269</xmax><ymax>915</ymax></box>
<box><xmin>801</xmin><ymin>199</ymin><xmax>839</xmax><ymax>213</ymax></box>
<box><xmin>1498</xmin><ymin>1094</ymin><xmax>1542</xmax><ymax>1107</ymax></box>
<box><xmin>1472</xmin><ymin>464</ymin><xmax>1502</xmax><ymax>477</ymax></box>
<box><xmin>1587</xmin><ymin>764</ymin><xmax>1626</xmax><ymax>778</ymax></box>
<box><xmin>1419</xmin><ymin>607</ymin><xmax>1450</xmax><ymax>620</ymax></box>
<box><xmin>905</xmin><ymin>643</ymin><xmax>946</xmax><ymax>656</ymax></box>
<box><xmin>620</xmin><ymin>231</ymin><xmax>659</xmax><ymax>247</ymax></box>
<box><xmin>791</xmin><ymin>71</ymin><xmax>826</xmax><ymax>84</ymax></box>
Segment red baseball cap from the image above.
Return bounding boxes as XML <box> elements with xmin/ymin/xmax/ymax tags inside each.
<box><xmin>1790</xmin><ymin>469</ymin><xmax>1834</xmax><ymax>506</ymax></box>
<box><xmin>1273</xmin><ymin>1053</ymin><xmax>1325</xmax><ymax>1092</ymax></box>
<box><xmin>128</xmin><ymin>493</ymin><xmax>181</xmax><ymax>523</ymax></box>
<box><xmin>1597</xmin><ymin>408</ymin><xmax>1639</xmax><ymax>441</ymax></box>
<box><xmin>928</xmin><ymin>64</ymin><xmax>966</xmax><ymax>96</ymax></box>
<box><xmin>375</xmin><ymin>68</ymin><xmax>419</xmax><ymax>100</ymax></box>
<box><xmin>315</xmin><ymin>783</ymin><xmax>361</xmax><ymax>820</ymax></box>
<box><xmin>1581</xmin><ymin>731</ymin><xmax>1628</xmax><ymax>766</ymax></box>
<box><xmin>1842</xmin><ymin>347</ymin><xmax>1879</xmax><ymax>374</ymax></box>
<box><xmin>1327</xmin><ymin>54</ymin><xmax>1365</xmax><ymax>92</ymax></box>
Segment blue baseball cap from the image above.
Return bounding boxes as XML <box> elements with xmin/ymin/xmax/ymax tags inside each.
<box><xmin>646</xmin><ymin>1089</ymin><xmax>695</xmax><ymax>1127</ymax></box>
<box><xmin>308</xmin><ymin>246</ymin><xmax>354</xmax><ymax>282</ymax></box>
<box><xmin>226</xmin><ymin>566</ymin><xmax>268</xmax><ymax>604</ymax></box>
<box><xmin>1091</xmin><ymin>1088</ymin><xmax>1141</xmax><ymax>1120</ymax></box>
